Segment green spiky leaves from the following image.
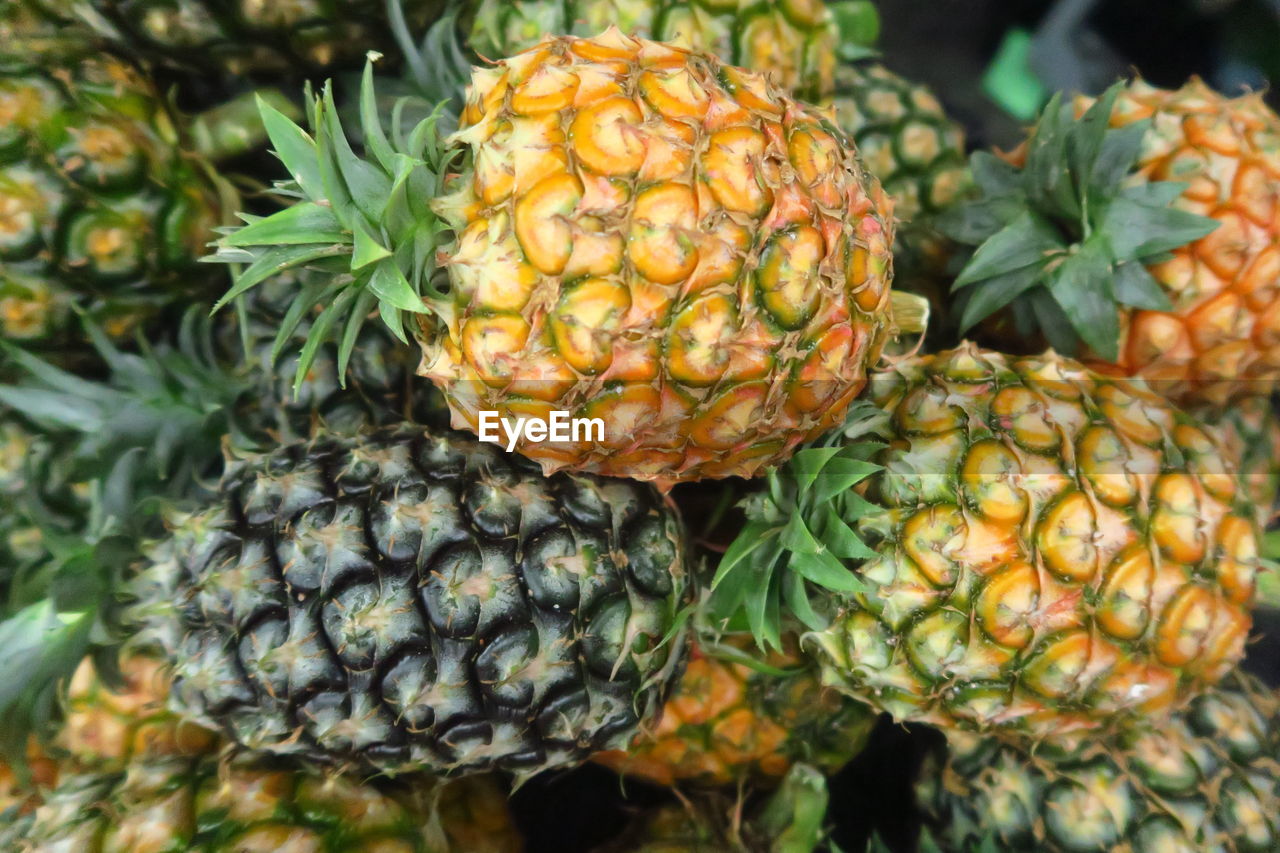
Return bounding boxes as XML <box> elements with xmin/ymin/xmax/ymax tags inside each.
<box><xmin>711</xmin><ymin>404</ymin><xmax>888</xmax><ymax>650</ymax></box>
<box><xmin>942</xmin><ymin>82</ymin><xmax>1220</xmax><ymax>361</ymax></box>
<box><xmin>213</xmin><ymin>55</ymin><xmax>458</xmax><ymax>395</ymax></box>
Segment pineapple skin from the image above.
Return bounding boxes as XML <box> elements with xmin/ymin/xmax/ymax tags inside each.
<box><xmin>427</xmin><ymin>30</ymin><xmax>894</xmax><ymax>486</ymax></box>
<box><xmin>22</xmin><ymin>0</ymin><xmax>441</xmax><ymax>80</ymax></box>
<box><xmin>917</xmin><ymin>672</ymin><xmax>1280</xmax><ymax>852</ymax></box>
<box><xmin>0</xmin><ymin>29</ymin><xmax>227</xmax><ymax>346</ymax></box>
<box><xmin>131</xmin><ymin>424</ymin><xmax>690</xmax><ymax>776</ymax></box>
<box><xmin>593</xmin><ymin>637</ymin><xmax>875</xmax><ymax>787</ymax></box>
<box><xmin>466</xmin><ymin>0</ymin><xmax>839</xmax><ymax>102</ymax></box>
<box><xmin>810</xmin><ymin>344</ymin><xmax>1259</xmax><ymax>736</ymax></box>
<box><xmin>1192</xmin><ymin>394</ymin><xmax>1280</xmax><ymax>527</ymax></box>
<box><xmin>1005</xmin><ymin>79</ymin><xmax>1280</xmax><ymax>406</ymax></box>
<box><xmin>830</xmin><ymin>63</ymin><xmax>970</xmax><ymax>233</ymax></box>
<box><xmin>2</xmin><ymin>754</ymin><xmax>523</xmax><ymax>852</ymax></box>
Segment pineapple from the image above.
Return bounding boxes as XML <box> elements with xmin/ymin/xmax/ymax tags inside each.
<box><xmin>20</xmin><ymin>0</ymin><xmax>442</xmax><ymax>82</ymax></box>
<box><xmin>0</xmin><ymin>743</ymin><xmax>57</xmax><ymax>816</ymax></box>
<box><xmin>713</xmin><ymin>344</ymin><xmax>1260</xmax><ymax>737</ymax></box>
<box><xmin>130</xmin><ymin>423</ymin><xmax>690</xmax><ymax>776</ymax></box>
<box><xmin>914</xmin><ymin>671</ymin><xmax>1280</xmax><ymax>852</ymax></box>
<box><xmin>0</xmin><ymin>19</ymin><xmax>234</xmax><ymax>348</ymax></box>
<box><xmin>831</xmin><ymin>63</ymin><xmax>970</xmax><ymax>240</ymax></box>
<box><xmin>58</xmin><ymin>653</ymin><xmax>219</xmax><ymax>767</ymax></box>
<box><xmin>1</xmin><ymin>754</ymin><xmax>523</xmax><ymax>852</ymax></box>
<box><xmin>466</xmin><ymin>0</ymin><xmax>842</xmax><ymax>102</ymax></box>
<box><xmin>218</xmin><ymin>30</ymin><xmax>898</xmax><ymax>486</ymax></box>
<box><xmin>593</xmin><ymin>636</ymin><xmax>875</xmax><ymax>787</ymax></box>
<box><xmin>946</xmin><ymin>79</ymin><xmax>1280</xmax><ymax>406</ymax></box>
<box><xmin>1194</xmin><ymin>395</ymin><xmax>1280</xmax><ymax>527</ymax></box>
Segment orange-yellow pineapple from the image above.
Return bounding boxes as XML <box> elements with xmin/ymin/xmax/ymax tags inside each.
<box><xmin>219</xmin><ymin>29</ymin><xmax>897</xmax><ymax>487</ymax></box>
<box><xmin>951</xmin><ymin>79</ymin><xmax>1280</xmax><ymax>406</ymax></box>
<box><xmin>593</xmin><ymin>639</ymin><xmax>874</xmax><ymax>786</ymax></box>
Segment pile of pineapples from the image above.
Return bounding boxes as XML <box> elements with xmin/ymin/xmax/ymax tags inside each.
<box><xmin>2</xmin><ymin>0</ymin><xmax>1279</xmax><ymax>850</ymax></box>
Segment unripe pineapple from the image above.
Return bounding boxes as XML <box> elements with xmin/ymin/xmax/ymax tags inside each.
<box><xmin>467</xmin><ymin>0</ymin><xmax>841</xmax><ymax>102</ymax></box>
<box><xmin>2</xmin><ymin>754</ymin><xmax>523</xmax><ymax>852</ymax></box>
<box><xmin>0</xmin><ymin>23</ymin><xmax>232</xmax><ymax>347</ymax></box>
<box><xmin>593</xmin><ymin>637</ymin><xmax>875</xmax><ymax>787</ymax></box>
<box><xmin>20</xmin><ymin>0</ymin><xmax>442</xmax><ymax>83</ymax></box>
<box><xmin>1193</xmin><ymin>395</ymin><xmax>1280</xmax><ymax>527</ymax></box>
<box><xmin>915</xmin><ymin>672</ymin><xmax>1280</xmax><ymax>852</ymax></box>
<box><xmin>221</xmin><ymin>30</ymin><xmax>898</xmax><ymax>486</ymax></box>
<box><xmin>716</xmin><ymin>344</ymin><xmax>1260</xmax><ymax>737</ymax></box>
<box><xmin>948</xmin><ymin>78</ymin><xmax>1280</xmax><ymax>406</ymax></box>
<box><xmin>130</xmin><ymin>423</ymin><xmax>690</xmax><ymax>777</ymax></box>
<box><xmin>831</xmin><ymin>63</ymin><xmax>969</xmax><ymax>237</ymax></box>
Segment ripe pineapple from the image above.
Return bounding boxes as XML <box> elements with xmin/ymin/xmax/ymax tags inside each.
<box><xmin>130</xmin><ymin>423</ymin><xmax>690</xmax><ymax>776</ymax></box>
<box><xmin>219</xmin><ymin>30</ymin><xmax>898</xmax><ymax>486</ymax></box>
<box><xmin>714</xmin><ymin>344</ymin><xmax>1260</xmax><ymax>736</ymax></box>
<box><xmin>0</xmin><ymin>22</ymin><xmax>233</xmax><ymax>347</ymax></box>
<box><xmin>915</xmin><ymin>671</ymin><xmax>1280</xmax><ymax>852</ymax></box>
<box><xmin>20</xmin><ymin>0</ymin><xmax>441</xmax><ymax>82</ymax></box>
<box><xmin>466</xmin><ymin>0</ymin><xmax>841</xmax><ymax>102</ymax></box>
<box><xmin>58</xmin><ymin>653</ymin><xmax>219</xmax><ymax>767</ymax></box>
<box><xmin>593</xmin><ymin>637</ymin><xmax>875</xmax><ymax>787</ymax></box>
<box><xmin>947</xmin><ymin>79</ymin><xmax>1280</xmax><ymax>406</ymax></box>
<box><xmin>2</xmin><ymin>754</ymin><xmax>523</xmax><ymax>852</ymax></box>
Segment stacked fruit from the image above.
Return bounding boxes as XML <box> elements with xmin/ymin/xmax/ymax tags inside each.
<box><xmin>1</xmin><ymin>1</ymin><xmax>1279</xmax><ymax>852</ymax></box>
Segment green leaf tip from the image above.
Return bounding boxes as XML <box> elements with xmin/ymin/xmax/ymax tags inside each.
<box><xmin>947</xmin><ymin>78</ymin><xmax>1222</xmax><ymax>359</ymax></box>
<box><xmin>210</xmin><ymin>53</ymin><xmax>460</xmax><ymax>400</ymax></box>
<box><xmin>710</xmin><ymin>403</ymin><xmax>887</xmax><ymax>650</ymax></box>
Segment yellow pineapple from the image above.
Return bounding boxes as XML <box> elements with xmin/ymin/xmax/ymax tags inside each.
<box><xmin>716</xmin><ymin>345</ymin><xmax>1261</xmax><ymax>737</ymax></box>
<box><xmin>593</xmin><ymin>637</ymin><xmax>874</xmax><ymax>787</ymax></box>
<box><xmin>949</xmin><ymin>79</ymin><xmax>1280</xmax><ymax>406</ymax></box>
<box><xmin>218</xmin><ymin>30</ymin><xmax>898</xmax><ymax>487</ymax></box>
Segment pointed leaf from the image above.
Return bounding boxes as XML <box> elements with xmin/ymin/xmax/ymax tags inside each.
<box><xmin>1045</xmin><ymin>237</ymin><xmax>1120</xmax><ymax>359</ymax></box>
<box><xmin>1101</xmin><ymin>197</ymin><xmax>1219</xmax><ymax>260</ymax></box>
<box><xmin>712</xmin><ymin>522</ymin><xmax>778</xmax><ymax>590</ymax></box>
<box><xmin>1089</xmin><ymin>120</ymin><xmax>1148</xmax><ymax>192</ymax></box>
<box><xmin>1067</xmin><ymin>83</ymin><xmax>1123</xmax><ymax>199</ymax></box>
<box><xmin>359</xmin><ymin>58</ymin><xmax>397</xmax><ymax>173</ymax></box>
<box><xmin>258</xmin><ymin>95</ymin><xmax>324</xmax><ymax>201</ymax></box>
<box><xmin>969</xmin><ymin>150</ymin><xmax>1023</xmax><ymax>197</ymax></box>
<box><xmin>811</xmin><ymin>457</ymin><xmax>881</xmax><ymax>506</ymax></box>
<box><xmin>323</xmin><ymin>84</ymin><xmax>392</xmax><ymax>224</ymax></box>
<box><xmin>1112</xmin><ymin>260</ymin><xmax>1173</xmax><ymax>311</ymax></box>
<box><xmin>351</xmin><ymin>221</ymin><xmax>392</xmax><ymax>269</ymax></box>
<box><xmin>819</xmin><ymin>505</ymin><xmax>878</xmax><ymax>560</ymax></box>
<box><xmin>954</xmin><ymin>211</ymin><xmax>1064</xmax><ymax>288</ymax></box>
<box><xmin>221</xmin><ymin>202</ymin><xmax>345</xmax><ymax>247</ymax></box>
<box><xmin>212</xmin><ymin>244</ymin><xmax>349</xmax><ymax>312</ymax></box>
<box><xmin>368</xmin><ymin>258</ymin><xmax>430</xmax><ymax>313</ymax></box>
<box><xmin>788</xmin><ymin>546</ymin><xmax>861</xmax><ymax>593</ymax></box>
<box><xmin>293</xmin><ymin>285</ymin><xmax>360</xmax><ymax>394</ymax></box>
<box><xmin>956</xmin><ymin>262</ymin><xmax>1048</xmax><ymax>332</ymax></box>
<box><xmin>782</xmin><ymin>569</ymin><xmax>826</xmax><ymax>632</ymax></box>
<box><xmin>788</xmin><ymin>447</ymin><xmax>844</xmax><ymax>494</ymax></box>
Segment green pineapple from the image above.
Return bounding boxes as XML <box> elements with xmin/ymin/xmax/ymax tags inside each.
<box><xmin>1</xmin><ymin>754</ymin><xmax>524</xmax><ymax>851</ymax></box>
<box><xmin>831</xmin><ymin>62</ymin><xmax>970</xmax><ymax>252</ymax></box>
<box><xmin>130</xmin><ymin>424</ymin><xmax>691</xmax><ymax>777</ymax></box>
<box><xmin>19</xmin><ymin>0</ymin><xmax>443</xmax><ymax>83</ymax></box>
<box><xmin>914</xmin><ymin>672</ymin><xmax>1280</xmax><ymax>852</ymax></box>
<box><xmin>0</xmin><ymin>14</ymin><xmax>243</xmax><ymax>348</ymax></box>
<box><xmin>465</xmin><ymin>0</ymin><xmax>859</xmax><ymax>102</ymax></box>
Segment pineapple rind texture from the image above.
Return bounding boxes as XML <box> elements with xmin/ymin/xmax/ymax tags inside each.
<box><xmin>812</xmin><ymin>345</ymin><xmax>1259</xmax><ymax>736</ymax></box>
<box><xmin>2</xmin><ymin>754</ymin><xmax>523</xmax><ymax>852</ymax></box>
<box><xmin>467</xmin><ymin>0</ymin><xmax>839</xmax><ymax>101</ymax></box>
<box><xmin>1104</xmin><ymin>80</ymin><xmax>1280</xmax><ymax>405</ymax></box>
<box><xmin>918</xmin><ymin>672</ymin><xmax>1280</xmax><ymax>852</ymax></box>
<box><xmin>132</xmin><ymin>424</ymin><xmax>691</xmax><ymax>776</ymax></box>
<box><xmin>0</xmin><ymin>37</ymin><xmax>225</xmax><ymax>345</ymax></box>
<box><xmin>593</xmin><ymin>637</ymin><xmax>875</xmax><ymax>786</ymax></box>
<box><xmin>429</xmin><ymin>30</ymin><xmax>894</xmax><ymax>485</ymax></box>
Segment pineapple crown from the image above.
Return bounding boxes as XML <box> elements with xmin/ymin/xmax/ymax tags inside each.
<box><xmin>709</xmin><ymin>402</ymin><xmax>889</xmax><ymax>650</ymax></box>
<box><xmin>212</xmin><ymin>16</ymin><xmax>473</xmax><ymax>395</ymax></box>
<box><xmin>940</xmin><ymin>81</ymin><xmax>1220</xmax><ymax>361</ymax></box>
<box><xmin>0</xmin><ymin>311</ymin><xmax>244</xmax><ymax>764</ymax></box>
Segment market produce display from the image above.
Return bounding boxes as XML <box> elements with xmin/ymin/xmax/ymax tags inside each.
<box><xmin>1</xmin><ymin>1</ymin><xmax>1279</xmax><ymax>851</ymax></box>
